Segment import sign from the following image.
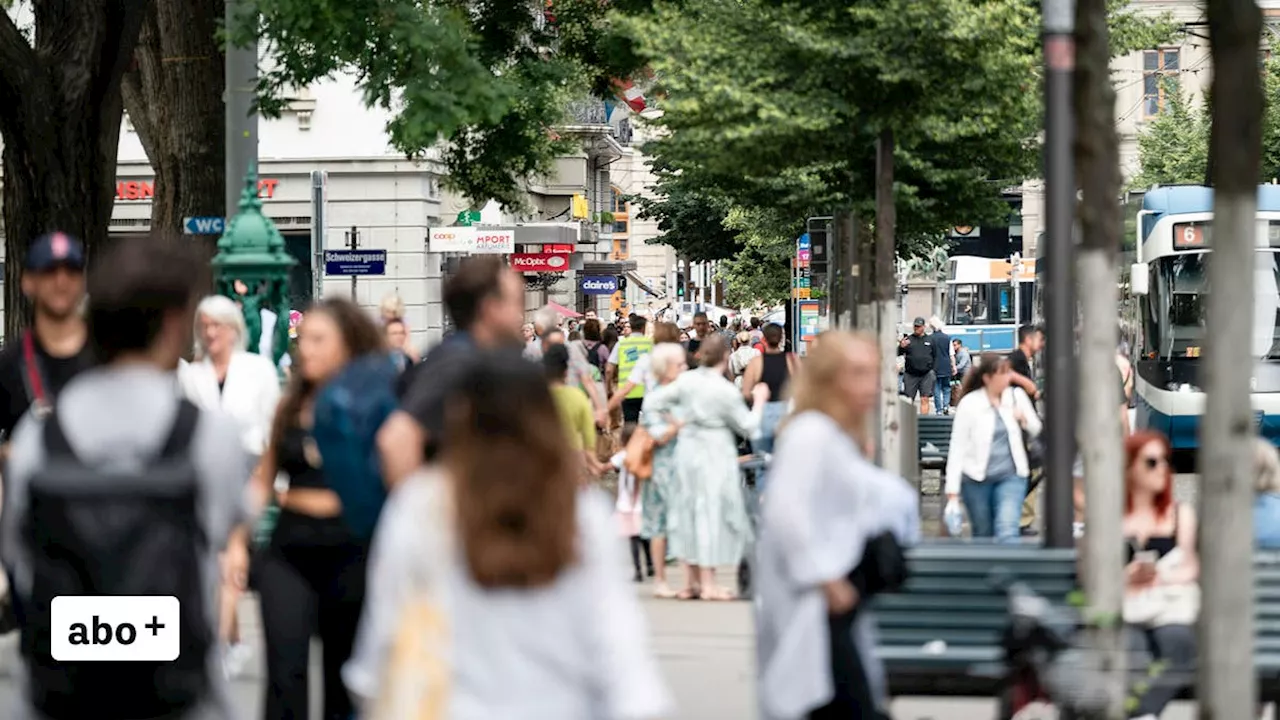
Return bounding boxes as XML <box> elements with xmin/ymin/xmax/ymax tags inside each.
<box><xmin>429</xmin><ymin>227</ymin><xmax>474</xmax><ymax>252</ymax></box>
<box><xmin>183</xmin><ymin>216</ymin><xmax>225</xmax><ymax>235</ymax></box>
<box><xmin>510</xmin><ymin>253</ymin><xmax>570</xmax><ymax>273</ymax></box>
<box><xmin>580</xmin><ymin>276</ymin><xmax>618</xmax><ymax>295</ymax></box>
<box><xmin>324</xmin><ymin>250</ymin><xmax>387</xmax><ymax>276</ymax></box>
<box><xmin>473</xmin><ymin>229</ymin><xmax>515</xmax><ymax>254</ymax></box>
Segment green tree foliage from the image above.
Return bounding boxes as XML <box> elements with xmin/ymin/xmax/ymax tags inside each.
<box><xmin>628</xmin><ymin>0</ymin><xmax>1178</xmax><ymax>303</ymax></box>
<box><xmin>1132</xmin><ymin>56</ymin><xmax>1280</xmax><ymax>188</ymax></box>
<box><xmin>236</xmin><ymin>0</ymin><xmax>645</xmax><ymax>210</ymax></box>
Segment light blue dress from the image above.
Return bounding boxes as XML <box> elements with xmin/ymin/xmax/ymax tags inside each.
<box><xmin>639</xmin><ymin>390</ymin><xmax>680</xmax><ymax>540</ymax></box>
<box><xmin>644</xmin><ymin>367</ymin><xmax>761</xmax><ymax>567</ymax></box>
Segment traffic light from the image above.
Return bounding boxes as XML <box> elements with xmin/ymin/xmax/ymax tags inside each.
<box><xmin>675</xmin><ymin>271</ymin><xmax>685</xmax><ymax>297</ymax></box>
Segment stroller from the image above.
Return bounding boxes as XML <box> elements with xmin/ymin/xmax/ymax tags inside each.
<box><xmin>736</xmin><ymin>451</ymin><xmax>770</xmax><ymax>598</ymax></box>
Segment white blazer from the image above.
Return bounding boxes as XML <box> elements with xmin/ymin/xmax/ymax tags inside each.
<box><xmin>944</xmin><ymin>386</ymin><xmax>1041</xmax><ymax>495</ymax></box>
<box><xmin>177</xmin><ymin>351</ymin><xmax>281</xmax><ymax>457</ymax></box>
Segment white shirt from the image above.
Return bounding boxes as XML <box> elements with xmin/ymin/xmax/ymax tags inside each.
<box><xmin>177</xmin><ymin>351</ymin><xmax>281</xmax><ymax>457</ymax></box>
<box><xmin>344</xmin><ymin>470</ymin><xmax>672</xmax><ymax>720</ymax></box>
<box><xmin>944</xmin><ymin>387</ymin><xmax>1041</xmax><ymax>495</ymax></box>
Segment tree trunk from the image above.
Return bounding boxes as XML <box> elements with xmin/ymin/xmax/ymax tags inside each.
<box><xmin>1072</xmin><ymin>0</ymin><xmax>1126</xmax><ymax>714</ymax></box>
<box><xmin>0</xmin><ymin>2</ymin><xmax>150</xmax><ymax>338</ymax></box>
<box><xmin>1199</xmin><ymin>0</ymin><xmax>1263</xmax><ymax>715</ymax></box>
<box><xmin>875</xmin><ymin>129</ymin><xmax>901</xmax><ymax>475</ymax></box>
<box><xmin>121</xmin><ymin>0</ymin><xmax>225</xmax><ymax>262</ymax></box>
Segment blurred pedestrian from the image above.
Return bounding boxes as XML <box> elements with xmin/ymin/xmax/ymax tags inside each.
<box><xmin>640</xmin><ymin>342</ymin><xmax>688</xmax><ymax>599</ymax></box>
<box><xmin>756</xmin><ymin>332</ymin><xmax>918</xmax><ymax>720</ymax></box>
<box><xmin>2</xmin><ymin>236</ymin><xmax>250</xmax><ymax>719</ymax></box>
<box><xmin>383</xmin><ymin>318</ymin><xmax>415</xmax><ymax>374</ymax></box>
<box><xmin>645</xmin><ymin>340</ymin><xmax>769</xmax><ymax>600</ymax></box>
<box><xmin>544</xmin><ymin>343</ymin><xmax>600</xmax><ymax>478</ymax></box>
<box><xmin>344</xmin><ymin>351</ymin><xmax>672</xmax><ymax>720</ymax></box>
<box><xmin>612</xmin><ymin>424</ymin><xmax>653</xmax><ymax>582</ymax></box>
<box><xmin>1257</xmin><ymin>438</ymin><xmax>1280</xmax><ymax>549</ymax></box>
<box><xmin>0</xmin><ymin>232</ymin><xmax>94</xmax><ymax>443</ymax></box>
<box><xmin>928</xmin><ymin>317</ymin><xmax>954</xmax><ymax>415</ymax></box>
<box><xmin>607</xmin><ymin>314</ymin><xmax>655</xmax><ymax>424</ymax></box>
<box><xmin>254</xmin><ymin>298</ymin><xmax>385</xmax><ymax>720</ymax></box>
<box><xmin>946</xmin><ymin>354</ymin><xmax>1040</xmax><ymax>542</ymax></box>
<box><xmin>729</xmin><ymin>331</ymin><xmax>760</xmax><ymax>389</ymax></box>
<box><xmin>378</xmin><ymin>293</ymin><xmax>418</xmax><ymax>363</ymax></box>
<box><xmin>741</xmin><ymin>323</ymin><xmax>796</xmax><ymax>455</ymax></box>
<box><xmin>178</xmin><ymin>294</ymin><xmax>282</xmax><ymax>676</ymax></box>
<box><xmin>379</xmin><ymin>257</ymin><xmax>526</xmax><ymax>484</ymax></box>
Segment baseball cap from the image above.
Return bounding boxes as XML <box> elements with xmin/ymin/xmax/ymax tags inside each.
<box><xmin>26</xmin><ymin>232</ymin><xmax>85</xmax><ymax>272</ymax></box>
<box><xmin>913</xmin><ymin>317</ymin><xmax>926</xmax><ymax>327</ymax></box>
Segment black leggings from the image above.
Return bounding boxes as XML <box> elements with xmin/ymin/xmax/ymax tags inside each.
<box><xmin>254</xmin><ymin>510</ymin><xmax>368</xmax><ymax>720</ymax></box>
<box><xmin>807</xmin><ymin>607</ymin><xmax>886</xmax><ymax>720</ymax></box>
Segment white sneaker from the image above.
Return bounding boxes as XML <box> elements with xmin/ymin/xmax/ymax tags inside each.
<box><xmin>222</xmin><ymin>642</ymin><xmax>253</xmax><ymax>679</ymax></box>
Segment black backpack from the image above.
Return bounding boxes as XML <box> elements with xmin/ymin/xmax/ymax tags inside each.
<box><xmin>20</xmin><ymin>400</ymin><xmax>212</xmax><ymax>719</ymax></box>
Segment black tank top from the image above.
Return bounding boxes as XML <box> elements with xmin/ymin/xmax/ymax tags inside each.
<box><xmin>760</xmin><ymin>352</ymin><xmax>791</xmax><ymax>400</ymax></box>
<box><xmin>278</xmin><ymin>426</ymin><xmax>327</xmax><ymax>490</ymax></box>
<box><xmin>1125</xmin><ymin>504</ymin><xmax>1179</xmax><ymax>562</ymax></box>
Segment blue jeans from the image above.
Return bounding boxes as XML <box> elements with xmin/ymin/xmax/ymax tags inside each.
<box><xmin>960</xmin><ymin>474</ymin><xmax>1028</xmax><ymax>542</ymax></box>
<box><xmin>752</xmin><ymin>401</ymin><xmax>789</xmax><ymax>456</ymax></box>
<box><xmin>933</xmin><ymin>377</ymin><xmax>952</xmax><ymax>414</ymax></box>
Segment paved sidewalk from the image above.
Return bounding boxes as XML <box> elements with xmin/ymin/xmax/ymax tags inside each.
<box><xmin>0</xmin><ymin>568</ymin><xmax>1235</xmax><ymax>719</ymax></box>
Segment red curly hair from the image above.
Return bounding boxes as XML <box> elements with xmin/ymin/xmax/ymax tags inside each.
<box><xmin>1124</xmin><ymin>430</ymin><xmax>1174</xmax><ymax>519</ymax></box>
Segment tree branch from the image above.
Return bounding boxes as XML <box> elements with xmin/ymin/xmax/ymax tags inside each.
<box><xmin>0</xmin><ymin>5</ymin><xmax>36</xmax><ymax>113</ymax></box>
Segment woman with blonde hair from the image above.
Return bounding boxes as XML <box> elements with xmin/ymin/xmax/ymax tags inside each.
<box><xmin>378</xmin><ymin>292</ymin><xmax>419</xmax><ymax>362</ymax></box>
<box><xmin>756</xmin><ymin>331</ymin><xmax>919</xmax><ymax>720</ymax></box>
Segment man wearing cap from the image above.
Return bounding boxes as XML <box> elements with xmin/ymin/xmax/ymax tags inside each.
<box><xmin>897</xmin><ymin>316</ymin><xmax>936</xmax><ymax>414</ymax></box>
<box><xmin>0</xmin><ymin>232</ymin><xmax>94</xmax><ymax>441</ymax></box>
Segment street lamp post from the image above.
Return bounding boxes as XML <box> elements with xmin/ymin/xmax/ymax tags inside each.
<box><xmin>1042</xmin><ymin>0</ymin><xmax>1077</xmax><ymax>549</ymax></box>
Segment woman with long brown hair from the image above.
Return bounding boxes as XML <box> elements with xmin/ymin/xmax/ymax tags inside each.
<box><xmin>344</xmin><ymin>350</ymin><xmax>671</xmax><ymax>719</ymax></box>
<box><xmin>756</xmin><ymin>332</ymin><xmax>918</xmax><ymax>720</ymax></box>
<box><xmin>253</xmin><ymin>298</ymin><xmax>385</xmax><ymax>720</ymax></box>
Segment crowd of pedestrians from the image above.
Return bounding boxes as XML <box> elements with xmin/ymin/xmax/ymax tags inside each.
<box><xmin>1</xmin><ymin>229</ymin><xmax>1264</xmax><ymax>720</ymax></box>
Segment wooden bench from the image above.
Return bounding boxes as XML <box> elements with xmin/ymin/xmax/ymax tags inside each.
<box><xmin>874</xmin><ymin>545</ymin><xmax>1280</xmax><ymax>701</ymax></box>
<box><xmin>917</xmin><ymin>415</ymin><xmax>954</xmax><ymax>470</ymax></box>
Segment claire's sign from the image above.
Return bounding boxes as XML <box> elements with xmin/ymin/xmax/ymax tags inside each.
<box><xmin>580</xmin><ymin>276</ymin><xmax>618</xmax><ymax>295</ymax></box>
<box><xmin>510</xmin><ymin>253</ymin><xmax>569</xmax><ymax>273</ymax></box>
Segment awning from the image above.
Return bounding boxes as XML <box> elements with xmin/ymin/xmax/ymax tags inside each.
<box><xmin>625</xmin><ymin>270</ymin><xmax>663</xmax><ymax>298</ymax></box>
<box><xmin>547</xmin><ymin>301</ymin><xmax>582</xmax><ymax>319</ymax></box>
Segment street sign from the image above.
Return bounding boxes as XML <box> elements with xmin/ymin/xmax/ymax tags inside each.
<box><xmin>183</xmin><ymin>216</ymin><xmax>224</xmax><ymax>235</ymax></box>
<box><xmin>581</xmin><ymin>276</ymin><xmax>618</xmax><ymax>295</ymax></box>
<box><xmin>473</xmin><ymin>229</ymin><xmax>515</xmax><ymax>254</ymax></box>
<box><xmin>324</xmin><ymin>249</ymin><xmax>387</xmax><ymax>276</ymax></box>
<box><xmin>456</xmin><ymin>210</ymin><xmax>481</xmax><ymax>226</ymax></box>
<box><xmin>510</xmin><ymin>253</ymin><xmax>570</xmax><ymax>273</ymax></box>
<box><xmin>797</xmin><ymin>233</ymin><xmax>811</xmax><ymax>251</ymax></box>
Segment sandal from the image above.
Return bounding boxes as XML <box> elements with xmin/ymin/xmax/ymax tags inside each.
<box><xmin>701</xmin><ymin>588</ymin><xmax>738</xmax><ymax>602</ymax></box>
<box><xmin>675</xmin><ymin>587</ymin><xmax>701</xmax><ymax>600</ymax></box>
<box><xmin>652</xmin><ymin>583</ymin><xmax>678</xmax><ymax>599</ymax></box>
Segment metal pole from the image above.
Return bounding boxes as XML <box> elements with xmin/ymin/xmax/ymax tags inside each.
<box><xmin>348</xmin><ymin>226</ymin><xmax>359</xmax><ymax>301</ymax></box>
<box><xmin>224</xmin><ymin>0</ymin><xmax>258</xmax><ymax>219</ymax></box>
<box><xmin>310</xmin><ymin>171</ymin><xmax>326</xmax><ymax>301</ymax></box>
<box><xmin>1042</xmin><ymin>0</ymin><xmax>1077</xmax><ymax>549</ymax></box>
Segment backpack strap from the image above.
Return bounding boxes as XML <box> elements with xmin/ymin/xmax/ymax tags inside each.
<box><xmin>157</xmin><ymin>400</ymin><xmax>200</xmax><ymax>460</ymax></box>
<box><xmin>41</xmin><ymin>410</ymin><xmax>77</xmax><ymax>462</ymax></box>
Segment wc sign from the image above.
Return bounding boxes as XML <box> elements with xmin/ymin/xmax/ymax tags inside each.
<box><xmin>581</xmin><ymin>276</ymin><xmax>619</xmax><ymax>295</ymax></box>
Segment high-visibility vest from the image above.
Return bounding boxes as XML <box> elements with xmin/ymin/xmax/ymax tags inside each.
<box><xmin>616</xmin><ymin>336</ymin><xmax>654</xmax><ymax>400</ymax></box>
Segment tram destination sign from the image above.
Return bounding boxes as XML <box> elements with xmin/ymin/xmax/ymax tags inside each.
<box><xmin>1174</xmin><ymin>220</ymin><xmax>1280</xmax><ymax>250</ymax></box>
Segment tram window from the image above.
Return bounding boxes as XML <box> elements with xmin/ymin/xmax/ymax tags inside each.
<box><xmin>949</xmin><ymin>284</ymin><xmax>987</xmax><ymax>324</ymax></box>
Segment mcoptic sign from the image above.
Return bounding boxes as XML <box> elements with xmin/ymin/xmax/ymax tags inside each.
<box><xmin>580</xmin><ymin>276</ymin><xmax>618</xmax><ymax>295</ymax></box>
<box><xmin>472</xmin><ymin>229</ymin><xmax>515</xmax><ymax>254</ymax></box>
<box><xmin>429</xmin><ymin>227</ymin><xmax>474</xmax><ymax>252</ymax></box>
<box><xmin>510</xmin><ymin>253</ymin><xmax>569</xmax><ymax>273</ymax></box>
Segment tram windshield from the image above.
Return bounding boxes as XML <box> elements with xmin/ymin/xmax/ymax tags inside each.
<box><xmin>1142</xmin><ymin>250</ymin><xmax>1280</xmax><ymax>359</ymax></box>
